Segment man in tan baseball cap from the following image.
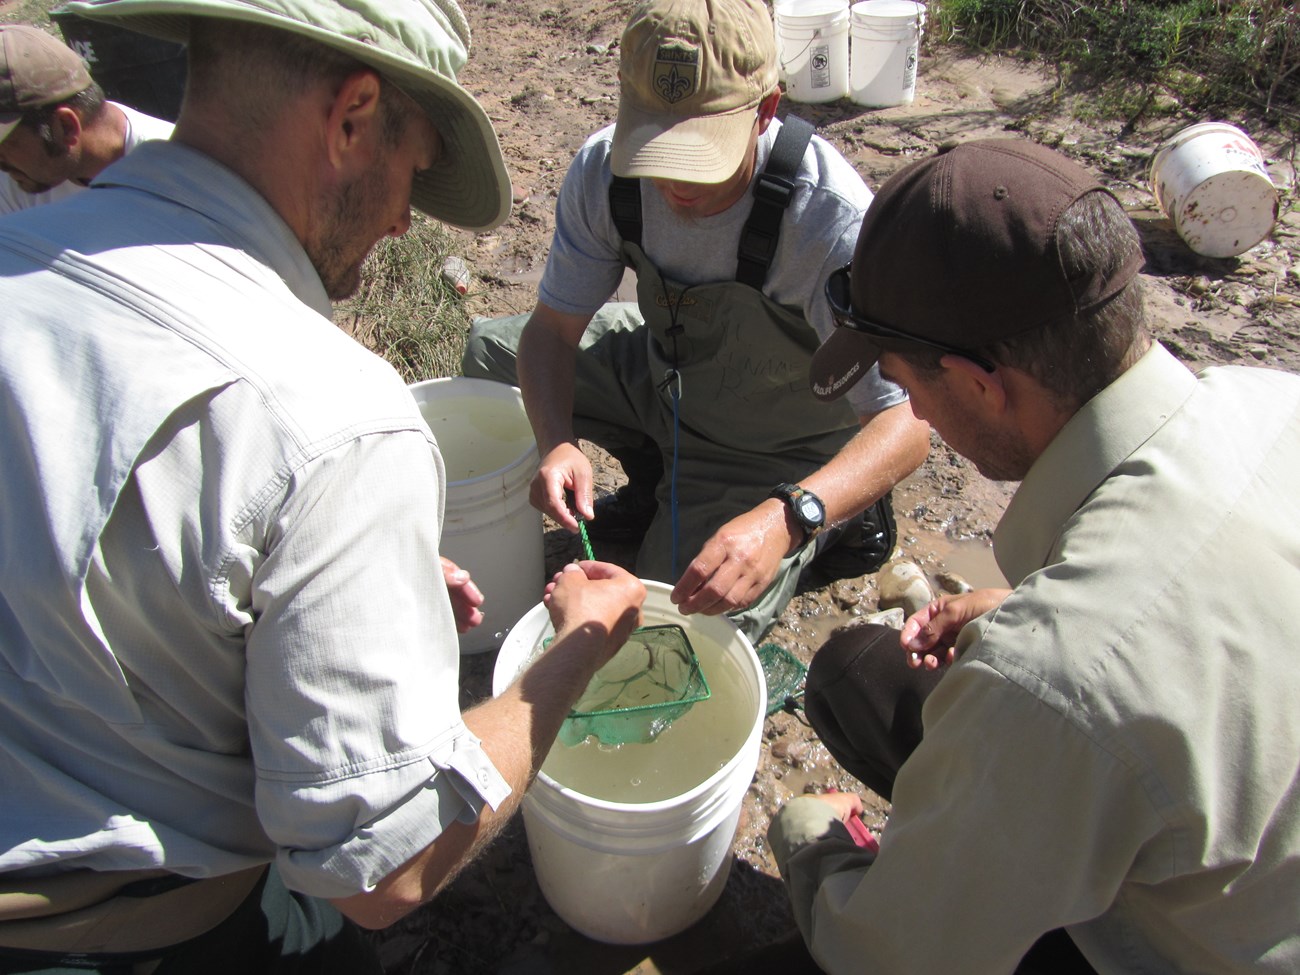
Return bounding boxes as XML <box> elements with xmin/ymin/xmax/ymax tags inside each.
<box><xmin>0</xmin><ymin>24</ymin><xmax>172</xmax><ymax>213</ymax></box>
<box><xmin>465</xmin><ymin>0</ymin><xmax>928</xmax><ymax>643</ymax></box>
<box><xmin>611</xmin><ymin>0</ymin><xmax>779</xmax><ymax>183</ymax></box>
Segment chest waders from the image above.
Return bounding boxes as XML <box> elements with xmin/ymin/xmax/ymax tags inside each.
<box><xmin>609</xmin><ymin>116</ymin><xmax>858</xmax><ymax>578</ymax></box>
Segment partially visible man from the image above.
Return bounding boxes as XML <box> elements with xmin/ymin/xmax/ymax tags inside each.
<box><xmin>464</xmin><ymin>0</ymin><xmax>930</xmax><ymax>641</ymax></box>
<box><xmin>0</xmin><ymin>24</ymin><xmax>172</xmax><ymax>214</ymax></box>
<box><xmin>0</xmin><ymin>1</ymin><xmax>646</xmax><ymax>972</ymax></box>
<box><xmin>763</xmin><ymin>139</ymin><xmax>1300</xmax><ymax>973</ymax></box>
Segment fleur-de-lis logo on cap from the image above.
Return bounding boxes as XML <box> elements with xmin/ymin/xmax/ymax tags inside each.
<box><xmin>652</xmin><ymin>43</ymin><xmax>698</xmax><ymax>104</ymax></box>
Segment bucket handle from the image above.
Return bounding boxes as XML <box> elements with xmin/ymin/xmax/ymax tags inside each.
<box><xmin>778</xmin><ymin>28</ymin><xmax>826</xmax><ymax>72</ymax></box>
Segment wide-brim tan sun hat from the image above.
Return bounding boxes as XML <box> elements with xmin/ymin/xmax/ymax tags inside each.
<box><xmin>53</xmin><ymin>0</ymin><xmax>512</xmax><ymax>232</ymax></box>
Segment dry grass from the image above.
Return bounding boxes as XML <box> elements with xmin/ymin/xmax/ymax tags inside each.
<box><xmin>335</xmin><ymin>217</ymin><xmax>476</xmax><ymax>384</ymax></box>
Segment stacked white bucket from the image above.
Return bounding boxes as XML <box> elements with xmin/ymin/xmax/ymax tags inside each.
<box><xmin>775</xmin><ymin>0</ymin><xmax>926</xmax><ymax>107</ymax></box>
<box><xmin>408</xmin><ymin>377</ymin><xmax>544</xmax><ymax>655</ymax></box>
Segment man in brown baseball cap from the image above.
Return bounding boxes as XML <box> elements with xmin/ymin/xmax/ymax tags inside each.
<box><xmin>465</xmin><ymin>0</ymin><xmax>929</xmax><ymax>642</ymax></box>
<box><xmin>758</xmin><ymin>138</ymin><xmax>1300</xmax><ymax>973</ymax></box>
<box><xmin>0</xmin><ymin>24</ymin><xmax>172</xmax><ymax>213</ymax></box>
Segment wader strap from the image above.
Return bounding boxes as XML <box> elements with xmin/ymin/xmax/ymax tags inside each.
<box><xmin>735</xmin><ymin>114</ymin><xmax>814</xmax><ymax>290</ymax></box>
<box><xmin>605</xmin><ymin>115</ymin><xmax>815</xmax><ymax>290</ymax></box>
<box><xmin>0</xmin><ymin>864</ymin><xmax>267</xmax><ymax>954</ymax></box>
<box><xmin>609</xmin><ymin>175</ymin><xmax>643</xmax><ymax>249</ymax></box>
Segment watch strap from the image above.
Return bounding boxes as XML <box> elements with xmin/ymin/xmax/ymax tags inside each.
<box><xmin>769</xmin><ymin>482</ymin><xmax>825</xmax><ymax>541</ymax></box>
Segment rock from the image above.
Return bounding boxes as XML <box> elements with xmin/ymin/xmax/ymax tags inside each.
<box><xmin>859</xmin><ymin>607</ymin><xmax>905</xmax><ymax>629</ymax></box>
<box><xmin>1249</xmin><ymin>345</ymin><xmax>1268</xmax><ymax>360</ymax></box>
<box><xmin>770</xmin><ymin>737</ymin><xmax>811</xmax><ymax>765</ymax></box>
<box><xmin>785</xmin><ymin>741</ymin><xmax>812</xmax><ymax>766</ymax></box>
<box><xmin>830</xmin><ymin>581</ymin><xmax>862</xmax><ymax>610</ymax></box>
<box><xmin>936</xmin><ymin>570</ymin><xmax>974</xmax><ymax>594</ymax></box>
<box><xmin>876</xmin><ymin>560</ymin><xmax>935</xmax><ymax>617</ymax></box>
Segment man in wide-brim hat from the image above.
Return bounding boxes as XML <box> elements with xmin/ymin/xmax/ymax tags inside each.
<box><xmin>0</xmin><ymin>1</ymin><xmax>647</xmax><ymax>970</ymax></box>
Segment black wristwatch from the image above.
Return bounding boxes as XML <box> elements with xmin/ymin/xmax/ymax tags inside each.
<box><xmin>769</xmin><ymin>483</ymin><xmax>826</xmax><ymax>542</ymax></box>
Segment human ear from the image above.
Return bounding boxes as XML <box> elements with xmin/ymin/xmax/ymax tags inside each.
<box><xmin>756</xmin><ymin>90</ymin><xmax>781</xmax><ymax>133</ymax></box>
<box><xmin>51</xmin><ymin>106</ymin><xmax>82</xmax><ymax>149</ymax></box>
<box><xmin>941</xmin><ymin>353</ymin><xmax>1008</xmax><ymax>414</ymax></box>
<box><xmin>325</xmin><ymin>69</ymin><xmax>384</xmax><ymax>173</ymax></box>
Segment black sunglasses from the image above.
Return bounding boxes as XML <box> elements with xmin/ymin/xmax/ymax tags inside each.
<box><xmin>825</xmin><ymin>265</ymin><xmax>996</xmax><ymax>373</ymax></box>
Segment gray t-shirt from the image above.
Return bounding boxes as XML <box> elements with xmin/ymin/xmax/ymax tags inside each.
<box><xmin>539</xmin><ymin>119</ymin><xmax>906</xmax><ymax>416</ymax></box>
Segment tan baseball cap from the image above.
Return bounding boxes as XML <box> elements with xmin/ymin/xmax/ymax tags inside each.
<box><xmin>56</xmin><ymin>0</ymin><xmax>512</xmax><ymax>232</ymax></box>
<box><xmin>611</xmin><ymin>0</ymin><xmax>777</xmax><ymax>184</ymax></box>
<box><xmin>0</xmin><ymin>26</ymin><xmax>93</xmax><ymax>144</ymax></box>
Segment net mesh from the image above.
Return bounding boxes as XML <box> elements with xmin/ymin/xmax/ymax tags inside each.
<box><xmin>556</xmin><ymin>624</ymin><xmax>710</xmax><ymax>746</ymax></box>
<box><xmin>757</xmin><ymin>643</ymin><xmax>808</xmax><ymax>716</ymax></box>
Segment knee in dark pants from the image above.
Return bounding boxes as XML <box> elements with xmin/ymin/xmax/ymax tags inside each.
<box><xmin>804</xmin><ymin>623</ymin><xmax>945</xmax><ymax>802</ymax></box>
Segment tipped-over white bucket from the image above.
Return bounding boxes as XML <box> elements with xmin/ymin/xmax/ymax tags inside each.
<box><xmin>850</xmin><ymin>1</ymin><xmax>926</xmax><ymax>107</ymax></box>
<box><xmin>409</xmin><ymin>377</ymin><xmax>544</xmax><ymax>654</ymax></box>
<box><xmin>778</xmin><ymin>0</ymin><xmax>850</xmax><ymax>104</ymax></box>
<box><xmin>1150</xmin><ymin>121</ymin><xmax>1278</xmax><ymax>258</ymax></box>
<box><xmin>493</xmin><ymin>582</ymin><xmax>766</xmax><ymax>944</ymax></box>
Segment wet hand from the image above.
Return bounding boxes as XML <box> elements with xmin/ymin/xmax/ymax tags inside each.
<box><xmin>817</xmin><ymin>789</ymin><xmax>864</xmax><ymax>820</ymax></box>
<box><xmin>441</xmin><ymin>556</ymin><xmax>485</xmax><ymax>633</ymax></box>
<box><xmin>816</xmin><ymin>790</ymin><xmax>879</xmax><ymax>851</ymax></box>
<box><xmin>901</xmin><ymin>588</ymin><xmax>1012</xmax><ymax>669</ymax></box>
<box><xmin>531</xmin><ymin>442</ymin><xmax>592</xmax><ymax>531</ymax></box>
<box><xmin>669</xmin><ymin>507</ymin><xmax>785</xmax><ymax>616</ymax></box>
<box><xmin>544</xmin><ymin>561</ymin><xmax>645</xmax><ymax>660</ymax></box>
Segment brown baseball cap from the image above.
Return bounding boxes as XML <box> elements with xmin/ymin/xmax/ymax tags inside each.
<box><xmin>0</xmin><ymin>26</ymin><xmax>92</xmax><ymax>144</ymax></box>
<box><xmin>611</xmin><ymin>0</ymin><xmax>778</xmax><ymax>183</ymax></box>
<box><xmin>810</xmin><ymin>138</ymin><xmax>1145</xmax><ymax>400</ymax></box>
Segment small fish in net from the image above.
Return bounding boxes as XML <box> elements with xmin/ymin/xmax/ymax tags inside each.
<box><xmin>558</xmin><ymin>624</ymin><xmax>710</xmax><ymax>747</ymax></box>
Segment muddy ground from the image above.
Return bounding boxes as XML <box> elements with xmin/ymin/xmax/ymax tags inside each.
<box><xmin>367</xmin><ymin>1</ymin><xmax>1300</xmax><ymax>972</ymax></box>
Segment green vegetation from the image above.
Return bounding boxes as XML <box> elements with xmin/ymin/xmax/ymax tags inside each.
<box><xmin>930</xmin><ymin>0</ymin><xmax>1300</xmax><ymax>133</ymax></box>
<box><xmin>334</xmin><ymin>217</ymin><xmax>475</xmax><ymax>384</ymax></box>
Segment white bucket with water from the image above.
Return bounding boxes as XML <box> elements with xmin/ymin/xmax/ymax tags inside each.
<box><xmin>492</xmin><ymin>582</ymin><xmax>766</xmax><ymax>944</ymax></box>
<box><xmin>777</xmin><ymin>0</ymin><xmax>850</xmax><ymax>104</ymax></box>
<box><xmin>850</xmin><ymin>1</ymin><xmax>925</xmax><ymax>107</ymax></box>
<box><xmin>1150</xmin><ymin>121</ymin><xmax>1278</xmax><ymax>258</ymax></box>
<box><xmin>408</xmin><ymin>377</ymin><xmax>544</xmax><ymax>655</ymax></box>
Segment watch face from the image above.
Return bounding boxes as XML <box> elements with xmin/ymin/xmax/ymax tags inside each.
<box><xmin>797</xmin><ymin>496</ymin><xmax>824</xmax><ymax>526</ymax></box>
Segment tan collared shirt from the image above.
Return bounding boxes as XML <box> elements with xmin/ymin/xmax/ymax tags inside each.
<box><xmin>771</xmin><ymin>344</ymin><xmax>1300</xmax><ymax>973</ymax></box>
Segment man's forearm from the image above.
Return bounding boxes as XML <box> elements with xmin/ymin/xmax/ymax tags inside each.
<box><xmin>800</xmin><ymin>403</ymin><xmax>930</xmax><ymax>526</ymax></box>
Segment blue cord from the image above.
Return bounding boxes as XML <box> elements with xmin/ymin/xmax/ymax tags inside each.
<box><xmin>666</xmin><ymin>370</ymin><xmax>682</xmax><ymax>576</ymax></box>
<box><xmin>654</xmin><ymin>277</ymin><xmax>692</xmax><ymax>579</ymax></box>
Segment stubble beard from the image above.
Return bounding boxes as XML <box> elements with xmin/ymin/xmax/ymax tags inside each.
<box><xmin>308</xmin><ymin>167</ymin><xmax>387</xmax><ymax>301</ymax></box>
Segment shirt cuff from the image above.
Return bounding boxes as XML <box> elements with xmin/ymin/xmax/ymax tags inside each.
<box><xmin>276</xmin><ymin>731</ymin><xmax>512</xmax><ymax>899</ymax></box>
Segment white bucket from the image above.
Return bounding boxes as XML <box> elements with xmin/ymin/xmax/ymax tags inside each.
<box><xmin>492</xmin><ymin>582</ymin><xmax>766</xmax><ymax>944</ymax></box>
<box><xmin>849</xmin><ymin>1</ymin><xmax>925</xmax><ymax>107</ymax></box>
<box><xmin>408</xmin><ymin>377</ymin><xmax>544</xmax><ymax>655</ymax></box>
<box><xmin>1150</xmin><ymin>121</ymin><xmax>1278</xmax><ymax>258</ymax></box>
<box><xmin>777</xmin><ymin>0</ymin><xmax>850</xmax><ymax>104</ymax></box>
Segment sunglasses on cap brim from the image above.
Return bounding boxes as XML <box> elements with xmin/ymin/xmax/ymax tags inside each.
<box><xmin>825</xmin><ymin>265</ymin><xmax>996</xmax><ymax>373</ymax></box>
